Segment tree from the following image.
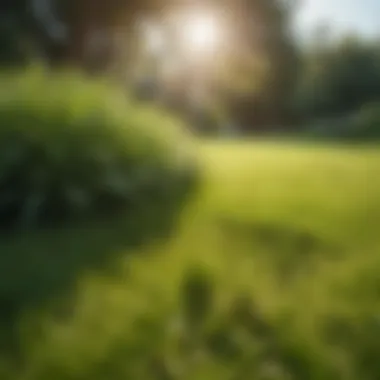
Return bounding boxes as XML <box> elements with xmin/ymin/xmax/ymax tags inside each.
<box><xmin>0</xmin><ymin>0</ymin><xmax>33</xmax><ymax>65</ymax></box>
<box><xmin>0</xmin><ymin>0</ymin><xmax>301</xmax><ymax>133</ymax></box>
<box><xmin>213</xmin><ymin>0</ymin><xmax>301</xmax><ymax>130</ymax></box>
<box><xmin>0</xmin><ymin>0</ymin><xmax>159</xmax><ymax>70</ymax></box>
<box><xmin>295</xmin><ymin>33</ymin><xmax>380</xmax><ymax>120</ymax></box>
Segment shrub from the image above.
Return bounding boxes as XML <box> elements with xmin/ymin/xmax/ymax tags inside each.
<box><xmin>0</xmin><ymin>68</ymin><xmax>200</xmax><ymax>332</ymax></box>
<box><xmin>0</xmin><ymin>68</ymin><xmax>199</xmax><ymax>229</ymax></box>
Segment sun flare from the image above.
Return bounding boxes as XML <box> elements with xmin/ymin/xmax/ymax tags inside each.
<box><xmin>179</xmin><ymin>12</ymin><xmax>221</xmax><ymax>56</ymax></box>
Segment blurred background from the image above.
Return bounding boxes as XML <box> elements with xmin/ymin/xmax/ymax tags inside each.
<box><xmin>1</xmin><ymin>0</ymin><xmax>379</xmax><ymax>139</ymax></box>
<box><xmin>0</xmin><ymin>2</ymin><xmax>379</xmax><ymax>380</ymax></box>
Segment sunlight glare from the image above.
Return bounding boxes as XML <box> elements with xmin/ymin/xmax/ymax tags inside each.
<box><xmin>180</xmin><ymin>13</ymin><xmax>221</xmax><ymax>57</ymax></box>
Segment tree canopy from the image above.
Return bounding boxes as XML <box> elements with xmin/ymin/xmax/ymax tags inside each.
<box><xmin>0</xmin><ymin>0</ymin><xmax>300</xmax><ymax>129</ymax></box>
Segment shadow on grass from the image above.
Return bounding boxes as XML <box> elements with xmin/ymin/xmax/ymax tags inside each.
<box><xmin>217</xmin><ymin>217</ymin><xmax>344</xmax><ymax>283</ymax></box>
<box><xmin>0</xmin><ymin>195</ymin><xmax>194</xmax><ymax>362</ymax></box>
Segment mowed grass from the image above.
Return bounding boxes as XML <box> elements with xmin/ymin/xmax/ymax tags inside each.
<box><xmin>3</xmin><ymin>140</ymin><xmax>380</xmax><ymax>380</ymax></box>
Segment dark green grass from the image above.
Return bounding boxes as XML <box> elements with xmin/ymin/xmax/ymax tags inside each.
<box><xmin>1</xmin><ymin>140</ymin><xmax>379</xmax><ymax>380</ymax></box>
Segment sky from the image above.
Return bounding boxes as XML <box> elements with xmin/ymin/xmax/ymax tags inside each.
<box><xmin>295</xmin><ymin>0</ymin><xmax>380</xmax><ymax>39</ymax></box>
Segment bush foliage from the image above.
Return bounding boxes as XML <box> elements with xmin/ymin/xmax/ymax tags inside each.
<box><xmin>0</xmin><ymin>68</ymin><xmax>199</xmax><ymax>331</ymax></box>
<box><xmin>0</xmin><ymin>69</ymin><xmax>198</xmax><ymax>231</ymax></box>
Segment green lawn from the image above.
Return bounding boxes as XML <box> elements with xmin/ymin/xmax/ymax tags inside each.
<box><xmin>3</xmin><ymin>141</ymin><xmax>380</xmax><ymax>380</ymax></box>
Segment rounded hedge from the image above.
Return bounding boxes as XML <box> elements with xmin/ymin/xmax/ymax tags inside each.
<box><xmin>0</xmin><ymin>69</ymin><xmax>199</xmax><ymax>231</ymax></box>
<box><xmin>0</xmin><ymin>69</ymin><xmax>200</xmax><ymax>328</ymax></box>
